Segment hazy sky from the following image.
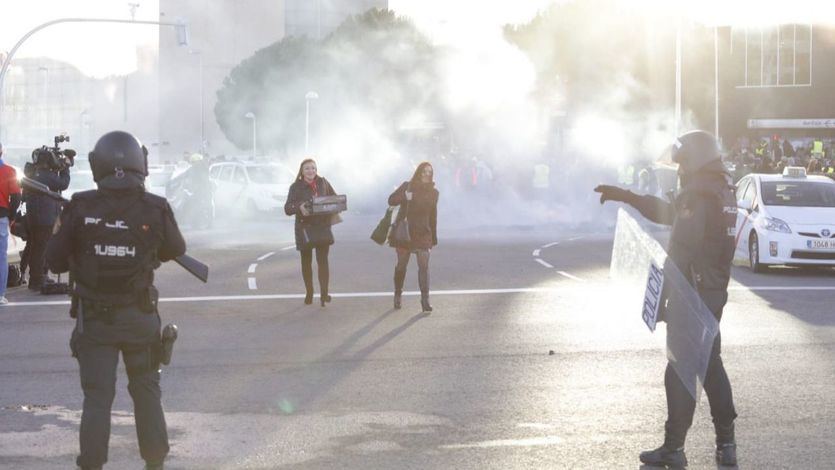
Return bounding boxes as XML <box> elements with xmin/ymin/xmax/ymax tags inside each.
<box><xmin>2</xmin><ymin>1</ymin><xmax>835</xmax><ymax>77</ymax></box>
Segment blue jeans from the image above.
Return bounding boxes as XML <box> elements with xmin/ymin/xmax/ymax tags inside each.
<box><xmin>0</xmin><ymin>217</ymin><xmax>8</xmax><ymax>297</ymax></box>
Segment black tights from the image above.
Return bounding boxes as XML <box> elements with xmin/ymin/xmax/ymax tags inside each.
<box><xmin>300</xmin><ymin>245</ymin><xmax>330</xmax><ymax>296</ymax></box>
<box><xmin>394</xmin><ymin>248</ymin><xmax>430</xmax><ymax>297</ymax></box>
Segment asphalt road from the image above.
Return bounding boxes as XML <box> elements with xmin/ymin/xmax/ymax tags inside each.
<box><xmin>1</xmin><ymin>214</ymin><xmax>833</xmax><ymax>469</ymax></box>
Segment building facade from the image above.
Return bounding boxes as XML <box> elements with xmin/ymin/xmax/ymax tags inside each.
<box><xmin>718</xmin><ymin>24</ymin><xmax>835</xmax><ymax>148</ymax></box>
<box><xmin>1</xmin><ymin>52</ymin><xmax>158</xmax><ymax>166</ymax></box>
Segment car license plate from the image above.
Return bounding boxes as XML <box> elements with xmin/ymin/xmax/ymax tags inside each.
<box><xmin>807</xmin><ymin>239</ymin><xmax>835</xmax><ymax>250</ymax></box>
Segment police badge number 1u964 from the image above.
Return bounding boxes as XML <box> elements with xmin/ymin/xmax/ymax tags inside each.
<box><xmin>642</xmin><ymin>261</ymin><xmax>664</xmax><ymax>332</ymax></box>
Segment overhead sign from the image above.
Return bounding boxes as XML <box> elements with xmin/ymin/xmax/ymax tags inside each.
<box><xmin>748</xmin><ymin>119</ymin><xmax>835</xmax><ymax>129</ymax></box>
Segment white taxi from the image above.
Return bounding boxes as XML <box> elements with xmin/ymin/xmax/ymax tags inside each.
<box><xmin>734</xmin><ymin>167</ymin><xmax>835</xmax><ymax>271</ymax></box>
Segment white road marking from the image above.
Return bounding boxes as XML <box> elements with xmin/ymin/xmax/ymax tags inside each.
<box><xmin>542</xmin><ymin>241</ymin><xmax>560</xmax><ymax>248</ymax></box>
<box><xmin>532</xmin><ymin>249</ymin><xmax>541</xmax><ymax>257</ymax></box>
<box><xmin>280</xmin><ymin>245</ymin><xmax>296</xmax><ymax>251</ymax></box>
<box><xmin>535</xmin><ymin>258</ymin><xmax>554</xmax><ymax>269</ymax></box>
<box><xmin>557</xmin><ymin>271</ymin><xmax>586</xmax><ymax>282</ymax></box>
<box><xmin>727</xmin><ymin>285</ymin><xmax>835</xmax><ymax>291</ymax></box>
<box><xmin>256</xmin><ymin>251</ymin><xmax>276</xmax><ymax>261</ymax></box>
<box><xmin>440</xmin><ymin>435</ymin><xmax>563</xmax><ymax>449</ymax></box>
<box><xmin>247</xmin><ymin>277</ymin><xmax>257</xmax><ymax>290</ymax></box>
<box><xmin>517</xmin><ymin>423</ymin><xmax>556</xmax><ymax>430</ymax></box>
<box><xmin>247</xmin><ymin>264</ymin><xmax>257</xmax><ymax>274</ymax></box>
<box><xmin>4</xmin><ymin>285</ymin><xmax>835</xmax><ymax>307</ymax></box>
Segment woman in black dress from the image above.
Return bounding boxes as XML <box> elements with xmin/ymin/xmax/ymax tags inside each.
<box><xmin>284</xmin><ymin>158</ymin><xmax>337</xmax><ymax>306</ymax></box>
<box><xmin>388</xmin><ymin>162</ymin><xmax>439</xmax><ymax>312</ymax></box>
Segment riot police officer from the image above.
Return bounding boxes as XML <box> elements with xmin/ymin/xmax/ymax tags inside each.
<box><xmin>594</xmin><ymin>130</ymin><xmax>738</xmax><ymax>467</ymax></box>
<box><xmin>46</xmin><ymin>131</ymin><xmax>186</xmax><ymax>470</ymax></box>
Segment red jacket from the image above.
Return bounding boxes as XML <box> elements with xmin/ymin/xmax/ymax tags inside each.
<box><xmin>0</xmin><ymin>163</ymin><xmax>22</xmax><ymax>219</ymax></box>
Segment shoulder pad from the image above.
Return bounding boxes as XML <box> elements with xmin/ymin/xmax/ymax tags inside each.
<box><xmin>141</xmin><ymin>191</ymin><xmax>168</xmax><ymax>209</ymax></box>
<box><xmin>70</xmin><ymin>190</ymin><xmax>98</xmax><ymax>201</ymax></box>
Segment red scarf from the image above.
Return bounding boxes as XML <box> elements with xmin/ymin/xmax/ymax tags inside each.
<box><xmin>305</xmin><ymin>178</ymin><xmax>318</xmax><ymax>197</ymax></box>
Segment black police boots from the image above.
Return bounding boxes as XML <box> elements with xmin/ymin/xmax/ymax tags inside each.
<box><xmin>715</xmin><ymin>422</ymin><xmax>737</xmax><ymax>466</ymax></box>
<box><xmin>639</xmin><ymin>444</ymin><xmax>687</xmax><ymax>468</ymax></box>
<box><xmin>716</xmin><ymin>442</ymin><xmax>737</xmax><ymax>466</ymax></box>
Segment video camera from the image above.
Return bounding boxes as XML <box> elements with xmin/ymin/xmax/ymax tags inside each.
<box><xmin>29</xmin><ymin>134</ymin><xmax>76</xmax><ymax>173</ymax></box>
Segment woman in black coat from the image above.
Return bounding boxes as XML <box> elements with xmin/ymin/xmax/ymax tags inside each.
<box><xmin>388</xmin><ymin>162</ymin><xmax>439</xmax><ymax>312</ymax></box>
<box><xmin>284</xmin><ymin>158</ymin><xmax>337</xmax><ymax>306</ymax></box>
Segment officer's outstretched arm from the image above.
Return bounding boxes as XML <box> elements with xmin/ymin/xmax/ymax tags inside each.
<box><xmin>45</xmin><ymin>203</ymin><xmax>73</xmax><ymax>273</ymax></box>
<box><xmin>629</xmin><ymin>194</ymin><xmax>675</xmax><ymax>226</ymax></box>
<box><xmin>594</xmin><ymin>185</ymin><xmax>675</xmax><ymax>225</ymax></box>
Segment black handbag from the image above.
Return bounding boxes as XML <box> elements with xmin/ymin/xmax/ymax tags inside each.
<box><xmin>370</xmin><ymin>207</ymin><xmax>394</xmax><ymax>245</ymax></box>
<box><xmin>389</xmin><ymin>216</ymin><xmax>410</xmax><ymax>245</ymax></box>
<box><xmin>387</xmin><ymin>184</ymin><xmax>411</xmax><ymax>245</ymax></box>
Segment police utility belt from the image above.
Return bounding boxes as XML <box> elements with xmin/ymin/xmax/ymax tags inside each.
<box><xmin>70</xmin><ymin>285</ymin><xmax>160</xmax><ymax>321</ymax></box>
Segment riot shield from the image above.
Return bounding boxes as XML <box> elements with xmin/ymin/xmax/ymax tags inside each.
<box><xmin>610</xmin><ymin>208</ymin><xmax>719</xmax><ymax>401</ymax></box>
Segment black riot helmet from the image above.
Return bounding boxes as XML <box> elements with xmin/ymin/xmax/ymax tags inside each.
<box><xmin>671</xmin><ymin>130</ymin><xmax>721</xmax><ymax>175</ymax></box>
<box><xmin>89</xmin><ymin>131</ymin><xmax>148</xmax><ymax>189</ymax></box>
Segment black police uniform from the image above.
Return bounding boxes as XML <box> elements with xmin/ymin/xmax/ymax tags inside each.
<box><xmin>626</xmin><ymin>160</ymin><xmax>738</xmax><ymax>448</ymax></box>
<box><xmin>595</xmin><ymin>130</ymin><xmax>738</xmax><ymax>466</ymax></box>
<box><xmin>46</xmin><ymin>171</ymin><xmax>185</xmax><ymax>468</ymax></box>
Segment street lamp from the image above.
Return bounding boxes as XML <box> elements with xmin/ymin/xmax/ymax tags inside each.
<box><xmin>244</xmin><ymin>111</ymin><xmax>256</xmax><ymax>159</ymax></box>
<box><xmin>189</xmin><ymin>49</ymin><xmax>205</xmax><ymax>153</ymax></box>
<box><xmin>304</xmin><ymin>91</ymin><xmax>318</xmax><ymax>153</ymax></box>
<box><xmin>38</xmin><ymin>66</ymin><xmax>48</xmax><ymax>130</ymax></box>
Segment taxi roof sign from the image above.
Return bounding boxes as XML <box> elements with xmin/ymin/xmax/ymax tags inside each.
<box><xmin>782</xmin><ymin>166</ymin><xmax>807</xmax><ymax>178</ymax></box>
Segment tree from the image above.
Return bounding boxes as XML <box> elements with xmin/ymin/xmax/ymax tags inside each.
<box><xmin>214</xmin><ymin>9</ymin><xmax>442</xmax><ymax>155</ymax></box>
<box><xmin>504</xmin><ymin>0</ymin><xmax>675</xmax><ymax>116</ymax></box>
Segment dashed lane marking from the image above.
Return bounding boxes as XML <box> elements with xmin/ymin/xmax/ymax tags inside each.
<box><xmin>256</xmin><ymin>251</ymin><xmax>276</xmax><ymax>261</ymax></box>
<box><xmin>542</xmin><ymin>241</ymin><xmax>560</xmax><ymax>248</ymax></box>
<box><xmin>535</xmin><ymin>258</ymin><xmax>554</xmax><ymax>269</ymax></box>
<box><xmin>557</xmin><ymin>271</ymin><xmax>586</xmax><ymax>282</ymax></box>
<box><xmin>249</xmin><ymin>248</ymin><xmax>291</xmax><ymax>289</ymax></box>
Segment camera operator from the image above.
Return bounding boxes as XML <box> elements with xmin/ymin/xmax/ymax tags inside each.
<box><xmin>23</xmin><ymin>143</ymin><xmax>71</xmax><ymax>291</ymax></box>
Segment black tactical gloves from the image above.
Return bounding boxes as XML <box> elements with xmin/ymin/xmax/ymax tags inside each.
<box><xmin>594</xmin><ymin>184</ymin><xmax>634</xmax><ymax>204</ymax></box>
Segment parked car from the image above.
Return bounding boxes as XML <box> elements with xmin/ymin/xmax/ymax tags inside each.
<box><xmin>147</xmin><ymin>165</ymin><xmax>175</xmax><ymax>197</ymax></box>
<box><xmin>209</xmin><ymin>161</ymin><xmax>295</xmax><ymax>213</ymax></box>
<box><xmin>734</xmin><ymin>167</ymin><xmax>835</xmax><ymax>271</ymax></box>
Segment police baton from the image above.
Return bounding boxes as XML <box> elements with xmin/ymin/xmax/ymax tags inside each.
<box><xmin>21</xmin><ymin>177</ymin><xmax>209</xmax><ymax>283</ymax></box>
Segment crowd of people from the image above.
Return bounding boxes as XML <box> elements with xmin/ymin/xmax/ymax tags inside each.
<box><xmin>726</xmin><ymin>136</ymin><xmax>835</xmax><ymax>181</ymax></box>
